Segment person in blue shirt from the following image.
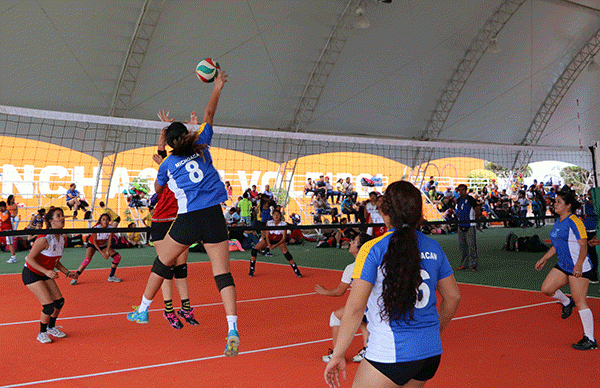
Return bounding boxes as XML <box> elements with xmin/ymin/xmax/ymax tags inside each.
<box><xmin>456</xmin><ymin>184</ymin><xmax>480</xmax><ymax>271</ymax></box>
<box><xmin>127</xmin><ymin>71</ymin><xmax>240</xmax><ymax>357</ymax></box>
<box><xmin>535</xmin><ymin>190</ymin><xmax>597</xmax><ymax>351</ymax></box>
<box><xmin>324</xmin><ymin>181</ymin><xmax>461</xmax><ymax>388</ymax></box>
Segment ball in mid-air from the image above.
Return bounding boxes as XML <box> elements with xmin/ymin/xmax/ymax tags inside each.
<box><xmin>195</xmin><ymin>58</ymin><xmax>220</xmax><ymax>83</ymax></box>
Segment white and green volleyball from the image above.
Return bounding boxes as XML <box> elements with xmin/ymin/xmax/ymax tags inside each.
<box><xmin>195</xmin><ymin>58</ymin><xmax>220</xmax><ymax>83</ymax></box>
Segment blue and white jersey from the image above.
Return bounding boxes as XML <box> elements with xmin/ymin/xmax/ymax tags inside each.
<box><xmin>156</xmin><ymin>122</ymin><xmax>227</xmax><ymax>214</ymax></box>
<box><xmin>550</xmin><ymin>214</ymin><xmax>591</xmax><ymax>273</ymax></box>
<box><xmin>352</xmin><ymin>229</ymin><xmax>453</xmax><ymax>363</ymax></box>
<box><xmin>457</xmin><ymin>195</ymin><xmax>477</xmax><ymax>228</ymax></box>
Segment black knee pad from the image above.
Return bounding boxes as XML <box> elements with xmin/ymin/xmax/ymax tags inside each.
<box><xmin>214</xmin><ymin>272</ymin><xmax>235</xmax><ymax>291</ymax></box>
<box><xmin>173</xmin><ymin>264</ymin><xmax>187</xmax><ymax>279</ymax></box>
<box><xmin>53</xmin><ymin>297</ymin><xmax>65</xmax><ymax>310</ymax></box>
<box><xmin>151</xmin><ymin>256</ymin><xmax>174</xmax><ymax>279</ymax></box>
<box><xmin>42</xmin><ymin>303</ymin><xmax>55</xmax><ymax>316</ymax></box>
<box><xmin>284</xmin><ymin>251</ymin><xmax>293</xmax><ymax>261</ymax></box>
<box><xmin>251</xmin><ymin>248</ymin><xmax>258</xmax><ymax>257</ymax></box>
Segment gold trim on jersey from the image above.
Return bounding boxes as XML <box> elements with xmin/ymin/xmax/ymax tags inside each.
<box><xmin>352</xmin><ymin>231</ymin><xmax>393</xmax><ymax>279</ymax></box>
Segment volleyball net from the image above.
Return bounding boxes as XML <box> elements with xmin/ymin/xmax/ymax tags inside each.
<box><xmin>0</xmin><ymin>104</ymin><xmax>595</xmax><ymax>231</ymax></box>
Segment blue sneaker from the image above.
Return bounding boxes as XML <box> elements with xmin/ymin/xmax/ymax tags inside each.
<box><xmin>127</xmin><ymin>306</ymin><xmax>149</xmax><ymax>324</ymax></box>
<box><xmin>224</xmin><ymin>330</ymin><xmax>239</xmax><ymax>357</ymax></box>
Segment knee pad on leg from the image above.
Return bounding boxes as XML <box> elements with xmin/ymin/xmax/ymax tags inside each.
<box><xmin>284</xmin><ymin>251</ymin><xmax>293</xmax><ymax>262</ymax></box>
<box><xmin>329</xmin><ymin>312</ymin><xmax>341</xmax><ymax>327</ymax></box>
<box><xmin>214</xmin><ymin>272</ymin><xmax>235</xmax><ymax>292</ymax></box>
<box><xmin>173</xmin><ymin>264</ymin><xmax>187</xmax><ymax>279</ymax></box>
<box><xmin>42</xmin><ymin>303</ymin><xmax>55</xmax><ymax>316</ymax></box>
<box><xmin>151</xmin><ymin>257</ymin><xmax>174</xmax><ymax>279</ymax></box>
<box><xmin>81</xmin><ymin>257</ymin><xmax>92</xmax><ymax>269</ymax></box>
<box><xmin>251</xmin><ymin>248</ymin><xmax>258</xmax><ymax>257</ymax></box>
<box><xmin>53</xmin><ymin>297</ymin><xmax>65</xmax><ymax>310</ymax></box>
<box><xmin>111</xmin><ymin>253</ymin><xmax>121</xmax><ymax>265</ymax></box>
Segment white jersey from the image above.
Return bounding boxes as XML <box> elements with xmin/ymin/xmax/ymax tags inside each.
<box><xmin>366</xmin><ymin>202</ymin><xmax>384</xmax><ymax>223</ymax></box>
<box><xmin>92</xmin><ymin>224</ymin><xmax>113</xmax><ymax>243</ymax></box>
<box><xmin>266</xmin><ymin>220</ymin><xmax>287</xmax><ymax>235</ymax></box>
<box><xmin>341</xmin><ymin>262</ymin><xmax>354</xmax><ymax>284</ymax></box>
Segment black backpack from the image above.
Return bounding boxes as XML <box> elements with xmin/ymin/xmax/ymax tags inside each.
<box><xmin>526</xmin><ymin>234</ymin><xmax>549</xmax><ymax>253</ymax></box>
<box><xmin>517</xmin><ymin>236</ymin><xmax>530</xmax><ymax>252</ymax></box>
<box><xmin>504</xmin><ymin>233</ymin><xmax>518</xmax><ymax>251</ymax></box>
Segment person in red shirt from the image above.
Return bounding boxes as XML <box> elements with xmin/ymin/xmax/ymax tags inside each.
<box><xmin>22</xmin><ymin>207</ymin><xmax>77</xmax><ymax>343</ymax></box>
<box><xmin>0</xmin><ymin>201</ymin><xmax>17</xmax><ymax>263</ymax></box>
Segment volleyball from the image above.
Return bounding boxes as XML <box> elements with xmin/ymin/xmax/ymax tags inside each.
<box><xmin>195</xmin><ymin>58</ymin><xmax>220</xmax><ymax>83</ymax></box>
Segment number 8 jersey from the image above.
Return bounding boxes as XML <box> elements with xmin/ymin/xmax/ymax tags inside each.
<box><xmin>156</xmin><ymin>122</ymin><xmax>228</xmax><ymax>214</ymax></box>
<box><xmin>352</xmin><ymin>229</ymin><xmax>454</xmax><ymax>363</ymax></box>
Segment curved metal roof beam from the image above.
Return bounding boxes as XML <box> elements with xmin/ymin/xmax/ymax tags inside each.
<box><xmin>511</xmin><ymin>27</ymin><xmax>600</xmax><ymax>170</ymax></box>
<box><xmin>410</xmin><ymin>0</ymin><xmax>526</xmax><ymax>181</ymax></box>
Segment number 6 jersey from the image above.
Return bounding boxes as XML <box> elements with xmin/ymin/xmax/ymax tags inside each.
<box><xmin>352</xmin><ymin>229</ymin><xmax>453</xmax><ymax>363</ymax></box>
<box><xmin>156</xmin><ymin>122</ymin><xmax>228</xmax><ymax>214</ymax></box>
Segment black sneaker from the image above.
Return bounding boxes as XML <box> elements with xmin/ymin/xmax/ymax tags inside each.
<box><xmin>571</xmin><ymin>335</ymin><xmax>598</xmax><ymax>350</ymax></box>
<box><xmin>249</xmin><ymin>267</ymin><xmax>255</xmax><ymax>277</ymax></box>
<box><xmin>177</xmin><ymin>308</ymin><xmax>199</xmax><ymax>325</ymax></box>
<box><xmin>561</xmin><ymin>298</ymin><xmax>575</xmax><ymax>319</ymax></box>
<box><xmin>295</xmin><ymin>269</ymin><xmax>303</xmax><ymax>278</ymax></box>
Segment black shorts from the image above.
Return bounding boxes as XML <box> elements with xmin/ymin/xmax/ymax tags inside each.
<box><xmin>168</xmin><ymin>205</ymin><xmax>228</xmax><ymax>245</ymax></box>
<box><xmin>365</xmin><ymin>355</ymin><xmax>441</xmax><ymax>386</ymax></box>
<box><xmin>151</xmin><ymin>221</ymin><xmax>173</xmax><ymax>242</ymax></box>
<box><xmin>553</xmin><ymin>264</ymin><xmax>595</xmax><ymax>280</ymax></box>
<box><xmin>22</xmin><ymin>266</ymin><xmax>50</xmax><ymax>285</ymax></box>
<box><xmin>86</xmin><ymin>243</ymin><xmax>108</xmax><ymax>251</ymax></box>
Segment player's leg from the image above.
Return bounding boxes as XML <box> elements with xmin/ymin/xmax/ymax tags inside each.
<box><xmin>106</xmin><ymin>248</ymin><xmax>122</xmax><ymax>282</ymax></box>
<box><xmin>5</xmin><ymin>236</ymin><xmax>17</xmax><ymax>263</ymax></box>
<box><xmin>540</xmin><ymin>267</ymin><xmax>573</xmax><ymax>318</ymax></box>
<box><xmin>24</xmin><ymin>272</ymin><xmax>55</xmax><ymax>344</ymax></box>
<box><xmin>71</xmin><ymin>247</ymin><xmax>96</xmax><ymax>285</ymax></box>
<box><xmin>279</xmin><ymin>242</ymin><xmax>302</xmax><ymax>277</ymax></box>
<box><xmin>44</xmin><ymin>279</ymin><xmax>67</xmax><ymax>338</ymax></box>
<box><xmin>323</xmin><ymin>307</ymin><xmax>344</xmax><ymax>362</ymax></box>
<box><xmin>249</xmin><ymin>239</ymin><xmax>267</xmax><ymax>277</ymax></box>
<box><xmin>352</xmin><ymin>319</ymin><xmax>369</xmax><ymax>363</ymax></box>
<box><xmin>569</xmin><ymin>276</ymin><xmax>597</xmax><ymax>350</ymax></box>
<box><xmin>173</xmin><ymin>250</ymin><xmax>198</xmax><ymax>325</ymax></box>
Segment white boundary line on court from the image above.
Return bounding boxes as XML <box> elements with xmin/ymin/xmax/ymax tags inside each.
<box><xmin>0</xmin><ymin>300</ymin><xmax>558</xmax><ymax>388</ymax></box>
<box><xmin>0</xmin><ymin>291</ymin><xmax>316</xmax><ymax>327</ymax></box>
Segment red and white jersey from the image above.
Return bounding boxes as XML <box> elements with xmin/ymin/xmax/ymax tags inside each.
<box><xmin>91</xmin><ymin>224</ymin><xmax>114</xmax><ymax>245</ymax></box>
<box><xmin>267</xmin><ymin>220</ymin><xmax>287</xmax><ymax>240</ymax></box>
<box><xmin>25</xmin><ymin>234</ymin><xmax>65</xmax><ymax>276</ymax></box>
<box><xmin>152</xmin><ymin>186</ymin><xmax>178</xmax><ymax>223</ymax></box>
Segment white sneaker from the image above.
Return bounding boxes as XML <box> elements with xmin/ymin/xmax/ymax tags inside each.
<box><xmin>47</xmin><ymin>326</ymin><xmax>66</xmax><ymax>338</ymax></box>
<box><xmin>70</xmin><ymin>278</ymin><xmax>77</xmax><ymax>285</ymax></box>
<box><xmin>107</xmin><ymin>276</ymin><xmax>122</xmax><ymax>282</ymax></box>
<box><xmin>37</xmin><ymin>332</ymin><xmax>52</xmax><ymax>344</ymax></box>
<box><xmin>322</xmin><ymin>349</ymin><xmax>333</xmax><ymax>363</ymax></box>
<box><xmin>6</xmin><ymin>257</ymin><xmax>17</xmax><ymax>263</ymax></box>
<box><xmin>352</xmin><ymin>347</ymin><xmax>366</xmax><ymax>362</ymax></box>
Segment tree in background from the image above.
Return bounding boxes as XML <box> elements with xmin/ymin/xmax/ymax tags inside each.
<box><xmin>560</xmin><ymin>166</ymin><xmax>592</xmax><ymax>195</ymax></box>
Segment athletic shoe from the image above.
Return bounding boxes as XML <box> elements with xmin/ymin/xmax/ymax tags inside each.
<box><xmin>561</xmin><ymin>298</ymin><xmax>575</xmax><ymax>319</ymax></box>
<box><xmin>127</xmin><ymin>306</ymin><xmax>149</xmax><ymax>324</ymax></box>
<box><xmin>6</xmin><ymin>257</ymin><xmax>17</xmax><ymax>263</ymax></box>
<box><xmin>295</xmin><ymin>269</ymin><xmax>303</xmax><ymax>278</ymax></box>
<box><xmin>224</xmin><ymin>329</ymin><xmax>240</xmax><ymax>357</ymax></box>
<box><xmin>70</xmin><ymin>278</ymin><xmax>77</xmax><ymax>286</ymax></box>
<box><xmin>264</xmin><ymin>252</ymin><xmax>274</xmax><ymax>257</ymax></box>
<box><xmin>322</xmin><ymin>348</ymin><xmax>333</xmax><ymax>363</ymax></box>
<box><xmin>456</xmin><ymin>265</ymin><xmax>468</xmax><ymax>270</ymax></box>
<box><xmin>572</xmin><ymin>335</ymin><xmax>598</xmax><ymax>350</ymax></box>
<box><xmin>177</xmin><ymin>308</ymin><xmax>199</xmax><ymax>325</ymax></box>
<box><xmin>47</xmin><ymin>327</ymin><xmax>66</xmax><ymax>338</ymax></box>
<box><xmin>107</xmin><ymin>276</ymin><xmax>122</xmax><ymax>282</ymax></box>
<box><xmin>352</xmin><ymin>347</ymin><xmax>366</xmax><ymax>362</ymax></box>
<box><xmin>163</xmin><ymin>311</ymin><xmax>183</xmax><ymax>329</ymax></box>
<box><xmin>249</xmin><ymin>267</ymin><xmax>255</xmax><ymax>277</ymax></box>
<box><xmin>37</xmin><ymin>332</ymin><xmax>52</xmax><ymax>344</ymax></box>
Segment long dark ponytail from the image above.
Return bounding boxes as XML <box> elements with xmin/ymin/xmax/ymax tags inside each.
<box><xmin>165</xmin><ymin>122</ymin><xmax>207</xmax><ymax>157</ymax></box>
<box><xmin>378</xmin><ymin>180</ymin><xmax>423</xmax><ymax>323</ymax></box>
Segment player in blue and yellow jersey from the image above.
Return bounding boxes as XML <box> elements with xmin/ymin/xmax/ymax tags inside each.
<box><xmin>324</xmin><ymin>181</ymin><xmax>461</xmax><ymax>388</ymax></box>
<box><xmin>536</xmin><ymin>190</ymin><xmax>597</xmax><ymax>350</ymax></box>
<box><xmin>127</xmin><ymin>71</ymin><xmax>240</xmax><ymax>357</ymax></box>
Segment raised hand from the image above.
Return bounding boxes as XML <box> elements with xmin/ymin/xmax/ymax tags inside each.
<box><xmin>157</xmin><ymin>110</ymin><xmax>174</xmax><ymax>123</ymax></box>
<box><xmin>185</xmin><ymin>111</ymin><xmax>199</xmax><ymax>125</ymax></box>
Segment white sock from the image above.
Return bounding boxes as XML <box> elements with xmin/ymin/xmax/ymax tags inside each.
<box><xmin>551</xmin><ymin>290</ymin><xmax>571</xmax><ymax>306</ymax></box>
<box><xmin>139</xmin><ymin>296</ymin><xmax>152</xmax><ymax>313</ymax></box>
<box><xmin>227</xmin><ymin>315</ymin><xmax>237</xmax><ymax>332</ymax></box>
<box><xmin>578</xmin><ymin>308</ymin><xmax>595</xmax><ymax>341</ymax></box>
